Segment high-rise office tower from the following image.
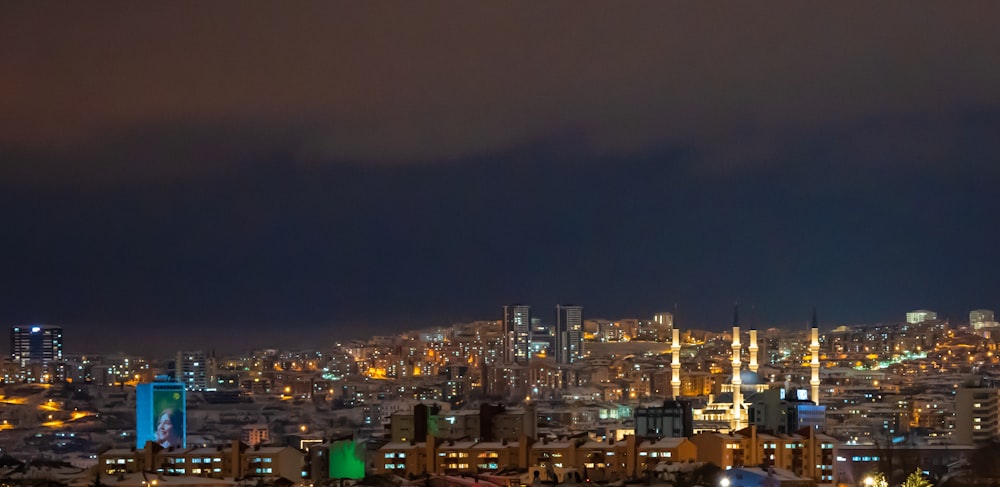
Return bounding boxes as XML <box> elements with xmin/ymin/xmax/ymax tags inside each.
<box><xmin>503</xmin><ymin>305</ymin><xmax>531</xmax><ymax>363</ymax></box>
<box><xmin>10</xmin><ymin>325</ymin><xmax>63</xmax><ymax>383</ymax></box>
<box><xmin>554</xmin><ymin>305</ymin><xmax>584</xmax><ymax>364</ymax></box>
<box><xmin>176</xmin><ymin>350</ymin><xmax>210</xmax><ymax>391</ymax></box>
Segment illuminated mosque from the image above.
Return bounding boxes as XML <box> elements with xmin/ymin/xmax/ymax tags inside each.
<box><xmin>676</xmin><ymin>307</ymin><xmax>823</xmax><ymax>433</ymax></box>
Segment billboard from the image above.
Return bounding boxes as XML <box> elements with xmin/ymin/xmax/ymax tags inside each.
<box><xmin>328</xmin><ymin>439</ymin><xmax>365</xmax><ymax>480</ymax></box>
<box><xmin>136</xmin><ymin>382</ymin><xmax>186</xmax><ymax>449</ymax></box>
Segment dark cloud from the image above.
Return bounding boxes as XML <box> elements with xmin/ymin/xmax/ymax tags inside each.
<box><xmin>2</xmin><ymin>2</ymin><xmax>1000</xmax><ymax>179</ymax></box>
<box><xmin>2</xmin><ymin>2</ymin><xmax>999</xmax><ymax>354</ymax></box>
<box><xmin>2</xmin><ymin>109</ymin><xmax>999</xmax><ymax>354</ymax></box>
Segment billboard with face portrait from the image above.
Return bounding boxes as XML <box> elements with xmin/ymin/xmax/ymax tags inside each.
<box><xmin>136</xmin><ymin>382</ymin><xmax>186</xmax><ymax>449</ymax></box>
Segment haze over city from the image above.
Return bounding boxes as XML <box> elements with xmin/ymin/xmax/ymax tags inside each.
<box><xmin>2</xmin><ymin>2</ymin><xmax>1000</xmax><ymax>355</ymax></box>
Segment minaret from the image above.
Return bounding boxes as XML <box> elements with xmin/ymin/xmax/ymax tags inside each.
<box><xmin>748</xmin><ymin>305</ymin><xmax>759</xmax><ymax>374</ymax></box>
<box><xmin>671</xmin><ymin>328</ymin><xmax>681</xmax><ymax>398</ymax></box>
<box><xmin>730</xmin><ymin>305</ymin><xmax>743</xmax><ymax>430</ymax></box>
<box><xmin>809</xmin><ymin>309</ymin><xmax>821</xmax><ymax>405</ymax></box>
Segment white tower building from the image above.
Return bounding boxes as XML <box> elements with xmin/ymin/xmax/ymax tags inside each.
<box><xmin>971</xmin><ymin>309</ymin><xmax>997</xmax><ymax>330</ymax></box>
<box><xmin>906</xmin><ymin>309</ymin><xmax>937</xmax><ymax>324</ymax></box>
<box><xmin>176</xmin><ymin>350</ymin><xmax>210</xmax><ymax>391</ymax></box>
<box><xmin>809</xmin><ymin>310</ymin><xmax>821</xmax><ymax>405</ymax></box>
<box><xmin>730</xmin><ymin>305</ymin><xmax>744</xmax><ymax>430</ymax></box>
<box><xmin>671</xmin><ymin>328</ymin><xmax>681</xmax><ymax>398</ymax></box>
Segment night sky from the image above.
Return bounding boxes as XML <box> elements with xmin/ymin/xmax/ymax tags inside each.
<box><xmin>2</xmin><ymin>2</ymin><xmax>1000</xmax><ymax>355</ymax></box>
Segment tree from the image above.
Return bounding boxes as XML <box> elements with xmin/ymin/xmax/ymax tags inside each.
<box><xmin>89</xmin><ymin>471</ymin><xmax>104</xmax><ymax>487</ymax></box>
<box><xmin>902</xmin><ymin>469</ymin><xmax>933</xmax><ymax>487</ymax></box>
<box><xmin>863</xmin><ymin>472</ymin><xmax>888</xmax><ymax>487</ymax></box>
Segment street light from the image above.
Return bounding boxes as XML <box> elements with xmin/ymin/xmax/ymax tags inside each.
<box><xmin>864</xmin><ymin>475</ymin><xmax>883</xmax><ymax>487</ymax></box>
<box><xmin>720</xmin><ymin>477</ymin><xmax>731</xmax><ymax>487</ymax></box>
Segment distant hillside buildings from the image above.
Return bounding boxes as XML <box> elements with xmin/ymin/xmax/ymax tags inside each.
<box><xmin>906</xmin><ymin>309</ymin><xmax>937</xmax><ymax>324</ymax></box>
<box><xmin>504</xmin><ymin>304</ymin><xmax>587</xmax><ymax>365</ymax></box>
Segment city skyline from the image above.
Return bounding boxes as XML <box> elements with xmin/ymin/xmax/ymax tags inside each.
<box><xmin>0</xmin><ymin>304</ymin><xmax>991</xmax><ymax>485</ymax></box>
<box><xmin>2</xmin><ymin>304</ymin><xmax>990</xmax><ymax>358</ymax></box>
<box><xmin>2</xmin><ymin>3</ymin><xmax>1000</xmax><ymax>354</ymax></box>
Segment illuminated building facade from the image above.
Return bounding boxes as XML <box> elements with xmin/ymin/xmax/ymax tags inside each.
<box><xmin>747</xmin><ymin>388</ymin><xmax>827</xmax><ymax>434</ymax></box>
<box><xmin>955</xmin><ymin>385</ymin><xmax>1000</xmax><ymax>444</ymax></box>
<box><xmin>136</xmin><ymin>380</ymin><xmax>187</xmax><ymax>449</ymax></box>
<box><xmin>635</xmin><ymin>400</ymin><xmax>693</xmax><ymax>438</ymax></box>
<box><xmin>906</xmin><ymin>309</ymin><xmax>937</xmax><ymax>324</ymax></box>
<box><xmin>176</xmin><ymin>350</ymin><xmax>210</xmax><ymax>391</ymax></box>
<box><xmin>241</xmin><ymin>424</ymin><xmax>271</xmax><ymax>446</ymax></box>
<box><xmin>638</xmin><ymin>311</ymin><xmax>673</xmax><ymax>341</ymax></box>
<box><xmin>9</xmin><ymin>325</ymin><xmax>63</xmax><ymax>383</ymax></box>
<box><xmin>554</xmin><ymin>304</ymin><xmax>583</xmax><ymax>364</ymax></box>
<box><xmin>503</xmin><ymin>304</ymin><xmax>532</xmax><ymax>363</ymax></box>
<box><xmin>971</xmin><ymin>309</ymin><xmax>998</xmax><ymax>331</ymax></box>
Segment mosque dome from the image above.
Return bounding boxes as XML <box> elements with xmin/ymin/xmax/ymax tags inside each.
<box><xmin>739</xmin><ymin>369</ymin><xmax>762</xmax><ymax>385</ymax></box>
<box><xmin>725</xmin><ymin>369</ymin><xmax>763</xmax><ymax>385</ymax></box>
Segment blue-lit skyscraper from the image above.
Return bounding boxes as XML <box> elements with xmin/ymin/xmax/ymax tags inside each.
<box><xmin>10</xmin><ymin>325</ymin><xmax>63</xmax><ymax>383</ymax></box>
